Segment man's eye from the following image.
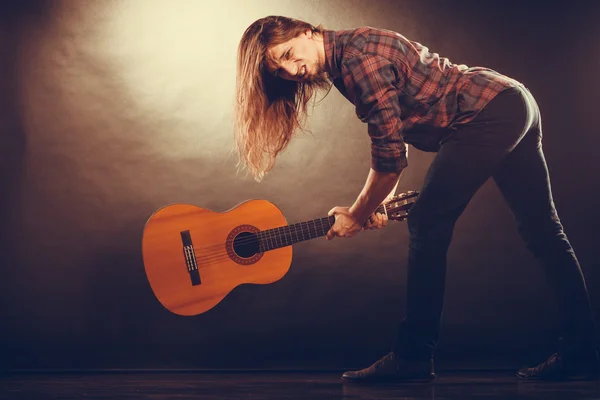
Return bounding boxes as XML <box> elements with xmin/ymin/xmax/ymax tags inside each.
<box><xmin>286</xmin><ymin>50</ymin><xmax>291</xmax><ymax>59</ymax></box>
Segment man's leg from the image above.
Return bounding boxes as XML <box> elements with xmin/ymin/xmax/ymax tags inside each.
<box><xmin>491</xmin><ymin>89</ymin><xmax>598</xmax><ymax>380</ymax></box>
<box><xmin>395</xmin><ymin>87</ymin><xmax>537</xmax><ymax>361</ymax></box>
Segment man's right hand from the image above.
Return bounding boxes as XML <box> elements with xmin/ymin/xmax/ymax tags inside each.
<box><xmin>363</xmin><ymin>212</ymin><xmax>388</xmax><ymax>230</ymax></box>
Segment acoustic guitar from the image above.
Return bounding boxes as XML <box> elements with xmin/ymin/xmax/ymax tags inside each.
<box><xmin>141</xmin><ymin>191</ymin><xmax>419</xmax><ymax>316</ymax></box>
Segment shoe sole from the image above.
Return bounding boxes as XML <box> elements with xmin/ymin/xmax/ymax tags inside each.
<box><xmin>516</xmin><ymin>372</ymin><xmax>598</xmax><ymax>381</ymax></box>
<box><xmin>342</xmin><ymin>373</ymin><xmax>437</xmax><ymax>384</ymax></box>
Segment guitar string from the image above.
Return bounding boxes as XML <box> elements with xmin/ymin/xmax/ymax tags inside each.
<box><xmin>191</xmin><ymin>223</ymin><xmax>334</xmax><ymax>265</ymax></box>
<box><xmin>190</xmin><ymin>224</ymin><xmax>357</xmax><ymax>268</ymax></box>
<box><xmin>167</xmin><ymin>212</ymin><xmax>410</xmax><ymax>269</ymax></box>
<box><xmin>184</xmin><ymin>209</ymin><xmax>386</xmax><ymax>256</ymax></box>
<box><xmin>189</xmin><ymin>213</ymin><xmax>409</xmax><ymax>266</ymax></box>
<box><xmin>163</xmin><ymin>199</ymin><xmax>415</xmax><ymax>265</ymax></box>
<box><xmin>177</xmin><ymin>207</ymin><xmax>412</xmax><ymax>266</ymax></box>
<box><xmin>178</xmin><ymin>199</ymin><xmax>414</xmax><ymax>254</ymax></box>
<box><xmin>183</xmin><ymin>217</ymin><xmax>335</xmax><ymax>252</ymax></box>
<box><xmin>173</xmin><ymin>224</ymin><xmax>331</xmax><ymax>269</ymax></box>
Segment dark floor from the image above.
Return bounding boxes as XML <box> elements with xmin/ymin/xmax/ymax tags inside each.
<box><xmin>1</xmin><ymin>371</ymin><xmax>599</xmax><ymax>400</ymax></box>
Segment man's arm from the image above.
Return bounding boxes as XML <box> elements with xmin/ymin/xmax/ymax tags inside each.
<box><xmin>385</xmin><ymin>172</ymin><xmax>401</xmax><ymax>202</ymax></box>
<box><xmin>341</xmin><ymin>54</ymin><xmax>408</xmax><ymax>225</ymax></box>
<box><xmin>349</xmin><ymin>168</ymin><xmax>403</xmax><ymax>225</ymax></box>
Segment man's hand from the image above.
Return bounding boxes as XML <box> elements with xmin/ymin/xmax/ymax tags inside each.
<box><xmin>363</xmin><ymin>211</ymin><xmax>388</xmax><ymax>230</ymax></box>
<box><xmin>326</xmin><ymin>206</ymin><xmax>363</xmax><ymax>240</ymax></box>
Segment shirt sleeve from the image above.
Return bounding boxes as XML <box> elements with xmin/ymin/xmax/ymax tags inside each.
<box><xmin>341</xmin><ymin>55</ymin><xmax>408</xmax><ymax>173</ymax></box>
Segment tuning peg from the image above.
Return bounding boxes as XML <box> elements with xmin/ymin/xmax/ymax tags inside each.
<box><xmin>388</xmin><ymin>212</ymin><xmax>408</xmax><ymax>221</ymax></box>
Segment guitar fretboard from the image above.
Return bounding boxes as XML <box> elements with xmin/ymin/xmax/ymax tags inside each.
<box><xmin>257</xmin><ymin>216</ymin><xmax>335</xmax><ymax>251</ymax></box>
<box><xmin>254</xmin><ymin>199</ymin><xmax>393</xmax><ymax>252</ymax></box>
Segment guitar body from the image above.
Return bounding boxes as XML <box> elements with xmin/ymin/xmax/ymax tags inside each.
<box><xmin>142</xmin><ymin>200</ymin><xmax>292</xmax><ymax>316</ymax></box>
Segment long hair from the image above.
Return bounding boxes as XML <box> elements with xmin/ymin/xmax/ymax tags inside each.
<box><xmin>234</xmin><ymin>16</ymin><xmax>331</xmax><ymax>182</ymax></box>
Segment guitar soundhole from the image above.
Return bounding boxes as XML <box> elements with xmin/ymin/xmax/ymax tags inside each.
<box><xmin>226</xmin><ymin>224</ymin><xmax>263</xmax><ymax>265</ymax></box>
<box><xmin>233</xmin><ymin>232</ymin><xmax>259</xmax><ymax>258</ymax></box>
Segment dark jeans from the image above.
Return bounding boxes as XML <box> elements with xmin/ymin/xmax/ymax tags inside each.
<box><xmin>394</xmin><ymin>85</ymin><xmax>596</xmax><ymax>361</ymax></box>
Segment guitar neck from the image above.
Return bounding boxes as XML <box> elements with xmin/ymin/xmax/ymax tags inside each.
<box><xmin>257</xmin><ymin>203</ymin><xmax>388</xmax><ymax>252</ymax></box>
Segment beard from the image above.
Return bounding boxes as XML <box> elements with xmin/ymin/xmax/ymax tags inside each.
<box><xmin>304</xmin><ymin>63</ymin><xmax>332</xmax><ymax>91</ymax></box>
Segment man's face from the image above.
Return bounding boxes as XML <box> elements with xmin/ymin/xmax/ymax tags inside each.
<box><xmin>265</xmin><ymin>30</ymin><xmax>324</xmax><ymax>82</ymax></box>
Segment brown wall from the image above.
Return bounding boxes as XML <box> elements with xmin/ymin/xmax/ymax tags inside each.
<box><xmin>1</xmin><ymin>0</ymin><xmax>599</xmax><ymax>370</ymax></box>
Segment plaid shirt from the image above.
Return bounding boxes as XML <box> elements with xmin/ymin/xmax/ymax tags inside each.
<box><xmin>322</xmin><ymin>28</ymin><xmax>523</xmax><ymax>173</ymax></box>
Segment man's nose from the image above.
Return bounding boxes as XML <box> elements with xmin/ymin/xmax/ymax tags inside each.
<box><xmin>282</xmin><ymin>61</ymin><xmax>297</xmax><ymax>76</ymax></box>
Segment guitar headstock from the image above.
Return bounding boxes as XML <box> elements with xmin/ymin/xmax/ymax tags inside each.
<box><xmin>377</xmin><ymin>190</ymin><xmax>419</xmax><ymax>222</ymax></box>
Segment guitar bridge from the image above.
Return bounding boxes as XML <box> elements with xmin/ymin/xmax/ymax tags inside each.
<box><xmin>180</xmin><ymin>230</ymin><xmax>201</xmax><ymax>286</ymax></box>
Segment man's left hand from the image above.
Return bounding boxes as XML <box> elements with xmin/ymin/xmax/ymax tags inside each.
<box><xmin>326</xmin><ymin>206</ymin><xmax>363</xmax><ymax>240</ymax></box>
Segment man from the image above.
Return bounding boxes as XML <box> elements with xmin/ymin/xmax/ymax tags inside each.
<box><xmin>233</xmin><ymin>15</ymin><xmax>598</xmax><ymax>382</ymax></box>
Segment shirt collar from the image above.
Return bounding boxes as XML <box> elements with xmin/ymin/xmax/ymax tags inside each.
<box><xmin>322</xmin><ymin>30</ymin><xmax>341</xmax><ymax>80</ymax></box>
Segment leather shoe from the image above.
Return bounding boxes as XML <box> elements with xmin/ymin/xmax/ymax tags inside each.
<box><xmin>517</xmin><ymin>350</ymin><xmax>599</xmax><ymax>381</ymax></box>
<box><xmin>342</xmin><ymin>352</ymin><xmax>436</xmax><ymax>383</ymax></box>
